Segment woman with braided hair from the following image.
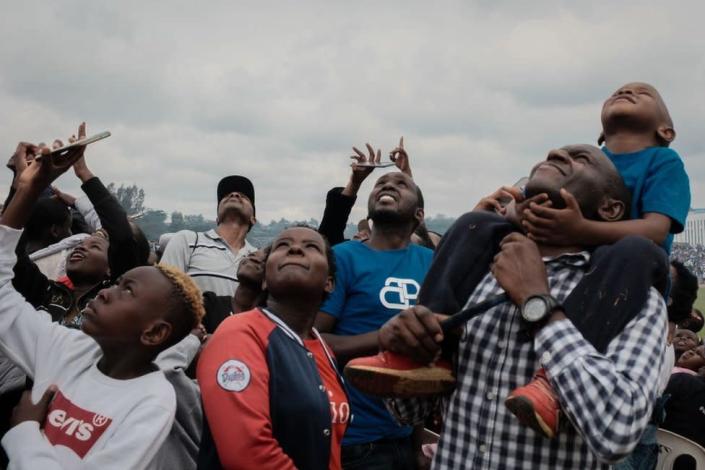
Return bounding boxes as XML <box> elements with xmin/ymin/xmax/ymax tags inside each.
<box><xmin>0</xmin><ymin>140</ymin><xmax>205</xmax><ymax>469</ymax></box>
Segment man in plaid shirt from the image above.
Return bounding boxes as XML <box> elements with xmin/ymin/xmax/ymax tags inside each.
<box><xmin>378</xmin><ymin>145</ymin><xmax>668</xmax><ymax>469</ymax></box>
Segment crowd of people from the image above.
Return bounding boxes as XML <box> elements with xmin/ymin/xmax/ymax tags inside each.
<box><xmin>672</xmin><ymin>242</ymin><xmax>705</xmax><ymax>282</ymax></box>
<box><xmin>0</xmin><ymin>81</ymin><xmax>702</xmax><ymax>470</ymax></box>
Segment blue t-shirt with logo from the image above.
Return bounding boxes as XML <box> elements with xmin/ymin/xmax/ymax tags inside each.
<box><xmin>602</xmin><ymin>146</ymin><xmax>690</xmax><ymax>253</ymax></box>
<box><xmin>320</xmin><ymin>240</ymin><xmax>433</xmax><ymax>445</ymax></box>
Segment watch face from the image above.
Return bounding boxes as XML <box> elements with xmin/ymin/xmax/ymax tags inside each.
<box><xmin>523</xmin><ymin>297</ymin><xmax>547</xmax><ymax>322</ymax></box>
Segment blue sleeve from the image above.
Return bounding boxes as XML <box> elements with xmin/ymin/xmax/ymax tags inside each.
<box><xmin>642</xmin><ymin>149</ymin><xmax>690</xmax><ymax>233</ymax></box>
<box><xmin>319</xmin><ymin>246</ymin><xmax>349</xmax><ymax>318</ymax></box>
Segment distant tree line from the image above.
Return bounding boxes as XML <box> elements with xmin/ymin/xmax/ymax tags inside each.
<box><xmin>108</xmin><ymin>183</ymin><xmax>457</xmax><ymax>247</ymax></box>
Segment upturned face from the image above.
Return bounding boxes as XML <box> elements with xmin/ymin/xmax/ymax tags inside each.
<box><xmin>367</xmin><ymin>172</ymin><xmax>420</xmax><ymax>224</ymax></box>
<box><xmin>601</xmin><ymin>82</ymin><xmax>669</xmax><ymax>132</ymax></box>
<box><xmin>525</xmin><ymin>144</ymin><xmax>619</xmax><ymax>219</ymax></box>
<box><xmin>674</xmin><ymin>329</ymin><xmax>700</xmax><ymax>354</ymax></box>
<box><xmin>66</xmin><ymin>235</ymin><xmax>110</xmax><ymax>282</ymax></box>
<box><xmin>80</xmin><ymin>266</ymin><xmax>174</xmax><ymax>347</ymax></box>
<box><xmin>217</xmin><ymin>191</ymin><xmax>254</xmax><ymax>223</ymax></box>
<box><xmin>676</xmin><ymin>345</ymin><xmax>705</xmax><ymax>371</ymax></box>
<box><xmin>265</xmin><ymin>227</ymin><xmax>332</xmax><ymax>300</ymax></box>
<box><xmin>236</xmin><ymin>248</ymin><xmax>268</xmax><ymax>286</ymax></box>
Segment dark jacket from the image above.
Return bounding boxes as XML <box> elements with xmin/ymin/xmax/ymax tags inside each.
<box><xmin>201</xmin><ymin>292</ymin><xmax>232</xmax><ymax>334</ymax></box>
<box><xmin>318</xmin><ymin>187</ymin><xmax>356</xmax><ymax>246</ymax></box>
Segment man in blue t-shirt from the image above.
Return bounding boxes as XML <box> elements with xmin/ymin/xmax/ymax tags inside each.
<box><xmin>316</xmin><ymin>170</ymin><xmax>433</xmax><ymax>470</ymax></box>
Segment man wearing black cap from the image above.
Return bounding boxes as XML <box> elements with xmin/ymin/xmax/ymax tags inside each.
<box><xmin>161</xmin><ymin>175</ymin><xmax>257</xmax><ymax>298</ymax></box>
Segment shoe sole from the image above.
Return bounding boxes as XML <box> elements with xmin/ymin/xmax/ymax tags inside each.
<box><xmin>504</xmin><ymin>395</ymin><xmax>555</xmax><ymax>439</ymax></box>
<box><xmin>344</xmin><ymin>364</ymin><xmax>456</xmax><ymax>398</ymax></box>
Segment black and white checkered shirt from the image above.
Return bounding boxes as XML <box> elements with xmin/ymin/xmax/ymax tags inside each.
<box><xmin>389</xmin><ymin>252</ymin><xmax>668</xmax><ymax>469</ymax></box>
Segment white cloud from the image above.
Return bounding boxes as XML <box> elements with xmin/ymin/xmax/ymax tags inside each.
<box><xmin>1</xmin><ymin>0</ymin><xmax>703</xmax><ymax>224</ymax></box>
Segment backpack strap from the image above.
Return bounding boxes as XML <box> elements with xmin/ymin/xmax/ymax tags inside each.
<box><xmin>187</xmin><ymin>231</ymin><xmax>199</xmax><ymax>267</ymax></box>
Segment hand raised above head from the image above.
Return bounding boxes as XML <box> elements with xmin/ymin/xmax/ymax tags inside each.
<box><xmin>389</xmin><ymin>136</ymin><xmax>412</xmax><ymax>178</ymax></box>
<box><xmin>349</xmin><ymin>142</ymin><xmax>380</xmax><ymax>187</ymax></box>
<box><xmin>16</xmin><ymin>123</ymin><xmax>87</xmax><ymax>191</ymax></box>
<box><xmin>69</xmin><ymin>123</ymin><xmax>94</xmax><ymax>182</ymax></box>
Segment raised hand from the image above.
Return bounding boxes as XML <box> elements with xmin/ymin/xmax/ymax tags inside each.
<box><xmin>350</xmin><ymin>143</ymin><xmax>380</xmax><ymax>185</ymax></box>
<box><xmin>389</xmin><ymin>136</ymin><xmax>412</xmax><ymax>177</ymax></box>
<box><xmin>68</xmin><ymin>123</ymin><xmax>94</xmax><ymax>182</ymax></box>
<box><xmin>343</xmin><ymin>143</ymin><xmax>381</xmax><ymax>197</ymax></box>
<box><xmin>16</xmin><ymin>142</ymin><xmax>86</xmax><ymax>192</ymax></box>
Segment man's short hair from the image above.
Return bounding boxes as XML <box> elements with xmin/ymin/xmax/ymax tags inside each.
<box><xmin>25</xmin><ymin>198</ymin><xmax>70</xmax><ymax>239</ymax></box>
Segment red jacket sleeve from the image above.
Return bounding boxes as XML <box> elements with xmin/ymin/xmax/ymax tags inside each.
<box><xmin>197</xmin><ymin>317</ymin><xmax>297</xmax><ymax>470</ymax></box>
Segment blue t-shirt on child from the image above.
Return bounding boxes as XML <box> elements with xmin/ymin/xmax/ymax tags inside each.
<box><xmin>602</xmin><ymin>146</ymin><xmax>690</xmax><ymax>253</ymax></box>
<box><xmin>320</xmin><ymin>240</ymin><xmax>433</xmax><ymax>446</ymax></box>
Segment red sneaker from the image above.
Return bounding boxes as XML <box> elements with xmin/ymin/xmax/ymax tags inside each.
<box><xmin>504</xmin><ymin>368</ymin><xmax>560</xmax><ymax>439</ymax></box>
<box><xmin>344</xmin><ymin>351</ymin><xmax>455</xmax><ymax>398</ymax></box>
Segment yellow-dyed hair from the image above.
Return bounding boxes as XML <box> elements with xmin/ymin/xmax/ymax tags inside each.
<box><xmin>155</xmin><ymin>264</ymin><xmax>205</xmax><ymax>330</ymax></box>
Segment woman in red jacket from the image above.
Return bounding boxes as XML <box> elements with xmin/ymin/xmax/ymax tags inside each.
<box><xmin>198</xmin><ymin>226</ymin><xmax>349</xmax><ymax>470</ymax></box>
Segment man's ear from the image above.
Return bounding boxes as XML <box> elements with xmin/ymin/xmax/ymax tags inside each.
<box><xmin>657</xmin><ymin>126</ymin><xmax>676</xmax><ymax>145</ymax></box>
<box><xmin>414</xmin><ymin>208</ymin><xmax>425</xmax><ymax>228</ymax></box>
<box><xmin>49</xmin><ymin>224</ymin><xmax>63</xmax><ymax>241</ymax></box>
<box><xmin>324</xmin><ymin>275</ymin><xmax>334</xmax><ymax>295</ymax></box>
<box><xmin>141</xmin><ymin>320</ymin><xmax>172</xmax><ymax>347</ymax></box>
<box><xmin>597</xmin><ymin>131</ymin><xmax>605</xmax><ymax>146</ymax></box>
<box><xmin>597</xmin><ymin>197</ymin><xmax>625</xmax><ymax>222</ymax></box>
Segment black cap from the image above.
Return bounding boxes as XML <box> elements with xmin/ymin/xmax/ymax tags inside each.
<box><xmin>217</xmin><ymin>176</ymin><xmax>255</xmax><ymax>215</ymax></box>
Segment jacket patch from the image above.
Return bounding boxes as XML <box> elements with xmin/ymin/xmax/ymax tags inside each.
<box><xmin>217</xmin><ymin>360</ymin><xmax>251</xmax><ymax>392</ymax></box>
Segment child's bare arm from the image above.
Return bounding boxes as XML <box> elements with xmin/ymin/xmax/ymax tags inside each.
<box><xmin>522</xmin><ymin>188</ymin><xmax>671</xmax><ymax>246</ymax></box>
<box><xmin>573</xmin><ymin>214</ymin><xmax>670</xmax><ymax>246</ymax></box>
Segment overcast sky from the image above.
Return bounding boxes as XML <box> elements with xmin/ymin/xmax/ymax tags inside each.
<box><xmin>1</xmin><ymin>0</ymin><xmax>704</xmax><ymax>224</ymax></box>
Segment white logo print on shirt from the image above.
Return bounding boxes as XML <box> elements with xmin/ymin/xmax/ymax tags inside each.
<box><xmin>379</xmin><ymin>277</ymin><xmax>420</xmax><ymax>309</ymax></box>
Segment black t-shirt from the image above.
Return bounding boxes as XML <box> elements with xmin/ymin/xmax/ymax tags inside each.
<box><xmin>662</xmin><ymin>372</ymin><xmax>705</xmax><ymax>448</ymax></box>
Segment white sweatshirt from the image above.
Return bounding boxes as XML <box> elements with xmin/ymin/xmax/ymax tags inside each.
<box><xmin>0</xmin><ymin>225</ymin><xmax>176</xmax><ymax>470</ymax></box>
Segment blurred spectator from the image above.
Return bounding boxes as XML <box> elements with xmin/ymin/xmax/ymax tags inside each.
<box><xmin>669</xmin><ymin>260</ymin><xmax>699</xmax><ymax>324</ymax></box>
<box><xmin>679</xmin><ymin>308</ymin><xmax>704</xmax><ymax>333</ymax></box>
<box><xmin>672</xmin><ymin>242</ymin><xmax>705</xmax><ymax>281</ymax></box>
<box><xmin>161</xmin><ymin>176</ymin><xmax>257</xmax><ymax>297</ymax></box>
<box><xmin>673</xmin><ymin>329</ymin><xmax>702</xmax><ymax>361</ymax></box>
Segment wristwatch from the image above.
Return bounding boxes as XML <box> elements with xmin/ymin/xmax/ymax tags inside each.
<box><xmin>520</xmin><ymin>294</ymin><xmax>562</xmax><ymax>323</ymax></box>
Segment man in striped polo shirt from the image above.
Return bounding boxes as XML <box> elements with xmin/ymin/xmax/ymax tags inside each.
<box><xmin>161</xmin><ymin>175</ymin><xmax>257</xmax><ymax>298</ymax></box>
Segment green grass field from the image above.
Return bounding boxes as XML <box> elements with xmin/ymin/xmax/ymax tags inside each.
<box><xmin>694</xmin><ymin>287</ymin><xmax>705</xmax><ymax>337</ymax></box>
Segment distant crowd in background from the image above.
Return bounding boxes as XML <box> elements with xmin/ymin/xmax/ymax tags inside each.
<box><xmin>672</xmin><ymin>242</ymin><xmax>705</xmax><ymax>283</ymax></box>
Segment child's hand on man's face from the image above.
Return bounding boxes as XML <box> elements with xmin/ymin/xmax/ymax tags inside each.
<box><xmin>521</xmin><ymin>189</ymin><xmax>588</xmax><ymax>245</ymax></box>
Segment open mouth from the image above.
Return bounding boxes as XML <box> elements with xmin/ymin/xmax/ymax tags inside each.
<box><xmin>69</xmin><ymin>252</ymin><xmax>86</xmax><ymax>262</ymax></box>
<box><xmin>377</xmin><ymin>192</ymin><xmax>398</xmax><ymax>203</ymax></box>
